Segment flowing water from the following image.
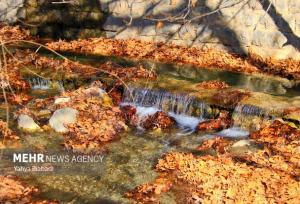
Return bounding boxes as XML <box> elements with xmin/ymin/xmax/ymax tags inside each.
<box><xmin>0</xmin><ymin>54</ymin><xmax>295</xmax><ymax>203</ymax></box>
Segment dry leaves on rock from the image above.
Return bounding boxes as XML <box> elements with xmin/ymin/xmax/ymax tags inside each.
<box><xmin>11</xmin><ymin>50</ymin><xmax>98</xmax><ymax>78</ymax></box>
<box><xmin>0</xmin><ymin>175</ymin><xmax>58</xmax><ymax>204</ymax></box>
<box><xmin>196</xmin><ymin>80</ymin><xmax>229</xmax><ymax>89</ymax></box>
<box><xmin>197</xmin><ymin>111</ymin><xmax>233</xmax><ymax>132</ymax></box>
<box><xmin>100</xmin><ymin>61</ymin><xmax>157</xmax><ymax>82</ymax></box>
<box><xmin>7</xmin><ymin>92</ymin><xmax>31</xmax><ymax>105</ymax></box>
<box><xmin>240</xmin><ymin>121</ymin><xmax>300</xmax><ymax>176</ymax></box>
<box><xmin>0</xmin><ymin>120</ymin><xmax>19</xmax><ymax>140</ymax></box>
<box><xmin>0</xmin><ymin>24</ymin><xmax>32</xmax><ymax>41</ymax></box>
<box><xmin>125</xmin><ymin>174</ymin><xmax>173</xmax><ymax>203</ymax></box>
<box><xmin>47</xmin><ymin>38</ymin><xmax>260</xmax><ymax>76</ymax></box>
<box><xmin>5</xmin><ymin>50</ymin><xmax>156</xmax><ymax>89</ymax></box>
<box><xmin>54</xmin><ymin>84</ymin><xmax>127</xmax><ymax>153</ymax></box>
<box><xmin>0</xmin><ymin>69</ymin><xmax>30</xmax><ymax>91</ymax></box>
<box><xmin>0</xmin><ymin>175</ymin><xmax>38</xmax><ymax>203</ymax></box>
<box><xmin>250</xmin><ymin>120</ymin><xmax>300</xmax><ymax>145</ymax></box>
<box><xmin>47</xmin><ymin>37</ymin><xmax>300</xmax><ymax>80</ymax></box>
<box><xmin>141</xmin><ymin>111</ymin><xmax>176</xmax><ymax>130</ymax></box>
<box><xmin>128</xmin><ymin>152</ymin><xmax>300</xmax><ymax>203</ymax></box>
<box><xmin>196</xmin><ymin>137</ymin><xmax>231</xmax><ymax>154</ymax></box>
<box><xmin>212</xmin><ymin>90</ymin><xmax>251</xmax><ymax>107</ymax></box>
<box><xmin>128</xmin><ymin>120</ymin><xmax>300</xmax><ymax>203</ymax></box>
<box><xmin>248</xmin><ymin>51</ymin><xmax>300</xmax><ymax>79</ymax></box>
<box><xmin>239</xmin><ymin>146</ymin><xmax>300</xmax><ymax>177</ymax></box>
<box><xmin>120</xmin><ymin>105</ymin><xmax>138</xmax><ymax>127</ymax></box>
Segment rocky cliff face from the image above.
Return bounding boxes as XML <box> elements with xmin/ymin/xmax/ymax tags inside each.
<box><xmin>1</xmin><ymin>0</ymin><xmax>300</xmax><ymax>59</ymax></box>
<box><xmin>1</xmin><ymin>0</ymin><xmax>104</xmax><ymax>39</ymax></box>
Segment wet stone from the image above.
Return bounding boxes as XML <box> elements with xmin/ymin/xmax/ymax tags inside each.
<box><xmin>54</xmin><ymin>97</ymin><xmax>70</xmax><ymax>105</ymax></box>
<box><xmin>121</xmin><ymin>105</ymin><xmax>138</xmax><ymax>127</ymax></box>
<box><xmin>212</xmin><ymin>90</ymin><xmax>251</xmax><ymax>107</ymax></box>
<box><xmin>232</xmin><ymin>139</ymin><xmax>252</xmax><ymax>148</ymax></box>
<box><xmin>141</xmin><ymin>111</ymin><xmax>176</xmax><ymax>130</ymax></box>
<box><xmin>18</xmin><ymin>114</ymin><xmax>41</xmax><ymax>132</ymax></box>
<box><xmin>49</xmin><ymin>107</ymin><xmax>78</xmax><ymax>133</ymax></box>
<box><xmin>197</xmin><ymin>111</ymin><xmax>233</xmax><ymax>132</ymax></box>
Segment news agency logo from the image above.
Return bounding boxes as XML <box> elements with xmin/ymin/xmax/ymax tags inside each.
<box><xmin>9</xmin><ymin>153</ymin><xmax>106</xmax><ymax>174</ymax></box>
<box><xmin>13</xmin><ymin>153</ymin><xmax>44</xmax><ymax>163</ymax></box>
<box><xmin>13</xmin><ymin>153</ymin><xmax>105</xmax><ymax>163</ymax></box>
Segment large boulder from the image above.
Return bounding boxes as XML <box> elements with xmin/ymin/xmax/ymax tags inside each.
<box><xmin>49</xmin><ymin>107</ymin><xmax>78</xmax><ymax>133</ymax></box>
<box><xmin>18</xmin><ymin>114</ymin><xmax>41</xmax><ymax>132</ymax></box>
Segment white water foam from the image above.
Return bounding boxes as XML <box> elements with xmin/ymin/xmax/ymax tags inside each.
<box><xmin>215</xmin><ymin>127</ymin><xmax>249</xmax><ymax>138</ymax></box>
<box><xmin>28</xmin><ymin>77</ymin><xmax>64</xmax><ymax>91</ymax></box>
<box><xmin>168</xmin><ymin>112</ymin><xmax>203</xmax><ymax>130</ymax></box>
<box><xmin>124</xmin><ymin>105</ymin><xmax>202</xmax><ymax>132</ymax></box>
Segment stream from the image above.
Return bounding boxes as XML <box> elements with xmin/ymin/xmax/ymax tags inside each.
<box><xmin>1</xmin><ymin>52</ymin><xmax>299</xmax><ymax>203</ymax></box>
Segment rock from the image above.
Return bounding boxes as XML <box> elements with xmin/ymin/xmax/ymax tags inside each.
<box><xmin>54</xmin><ymin>97</ymin><xmax>70</xmax><ymax>104</ymax></box>
<box><xmin>232</xmin><ymin>139</ymin><xmax>251</xmax><ymax>148</ymax></box>
<box><xmin>18</xmin><ymin>114</ymin><xmax>41</xmax><ymax>132</ymax></box>
<box><xmin>283</xmin><ymin>107</ymin><xmax>300</xmax><ymax>124</ymax></box>
<box><xmin>36</xmin><ymin>109</ymin><xmax>51</xmax><ymax>118</ymax></box>
<box><xmin>108</xmin><ymin>88</ymin><xmax>123</xmax><ymax>105</ymax></box>
<box><xmin>212</xmin><ymin>90</ymin><xmax>251</xmax><ymax>107</ymax></box>
<box><xmin>197</xmin><ymin>111</ymin><xmax>233</xmax><ymax>132</ymax></box>
<box><xmin>84</xmin><ymin>87</ymin><xmax>106</xmax><ymax>97</ymax></box>
<box><xmin>141</xmin><ymin>111</ymin><xmax>175</xmax><ymax>130</ymax></box>
<box><xmin>84</xmin><ymin>87</ymin><xmax>113</xmax><ymax>107</ymax></box>
<box><xmin>121</xmin><ymin>105</ymin><xmax>138</xmax><ymax>127</ymax></box>
<box><xmin>250</xmin><ymin>120</ymin><xmax>300</xmax><ymax>144</ymax></box>
<box><xmin>49</xmin><ymin>107</ymin><xmax>78</xmax><ymax>133</ymax></box>
<box><xmin>196</xmin><ymin>137</ymin><xmax>231</xmax><ymax>154</ymax></box>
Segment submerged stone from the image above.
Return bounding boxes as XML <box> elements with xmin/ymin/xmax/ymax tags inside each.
<box><xmin>49</xmin><ymin>107</ymin><xmax>78</xmax><ymax>133</ymax></box>
<box><xmin>18</xmin><ymin>114</ymin><xmax>41</xmax><ymax>132</ymax></box>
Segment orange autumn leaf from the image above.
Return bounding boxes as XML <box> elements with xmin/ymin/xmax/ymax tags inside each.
<box><xmin>156</xmin><ymin>21</ymin><xmax>164</xmax><ymax>30</ymax></box>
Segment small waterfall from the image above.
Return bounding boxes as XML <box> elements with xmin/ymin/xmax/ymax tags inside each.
<box><xmin>234</xmin><ymin>104</ymin><xmax>265</xmax><ymax>116</ymax></box>
<box><xmin>205</xmin><ymin>105</ymin><xmax>271</xmax><ymax>138</ymax></box>
<box><xmin>122</xmin><ymin>87</ymin><xmax>209</xmax><ymax>131</ymax></box>
<box><xmin>233</xmin><ymin>104</ymin><xmax>272</xmax><ymax>128</ymax></box>
<box><xmin>28</xmin><ymin>77</ymin><xmax>64</xmax><ymax>91</ymax></box>
<box><xmin>122</xmin><ymin>88</ymin><xmax>208</xmax><ymax>118</ymax></box>
<box><xmin>122</xmin><ymin>87</ymin><xmax>273</xmax><ymax>137</ymax></box>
